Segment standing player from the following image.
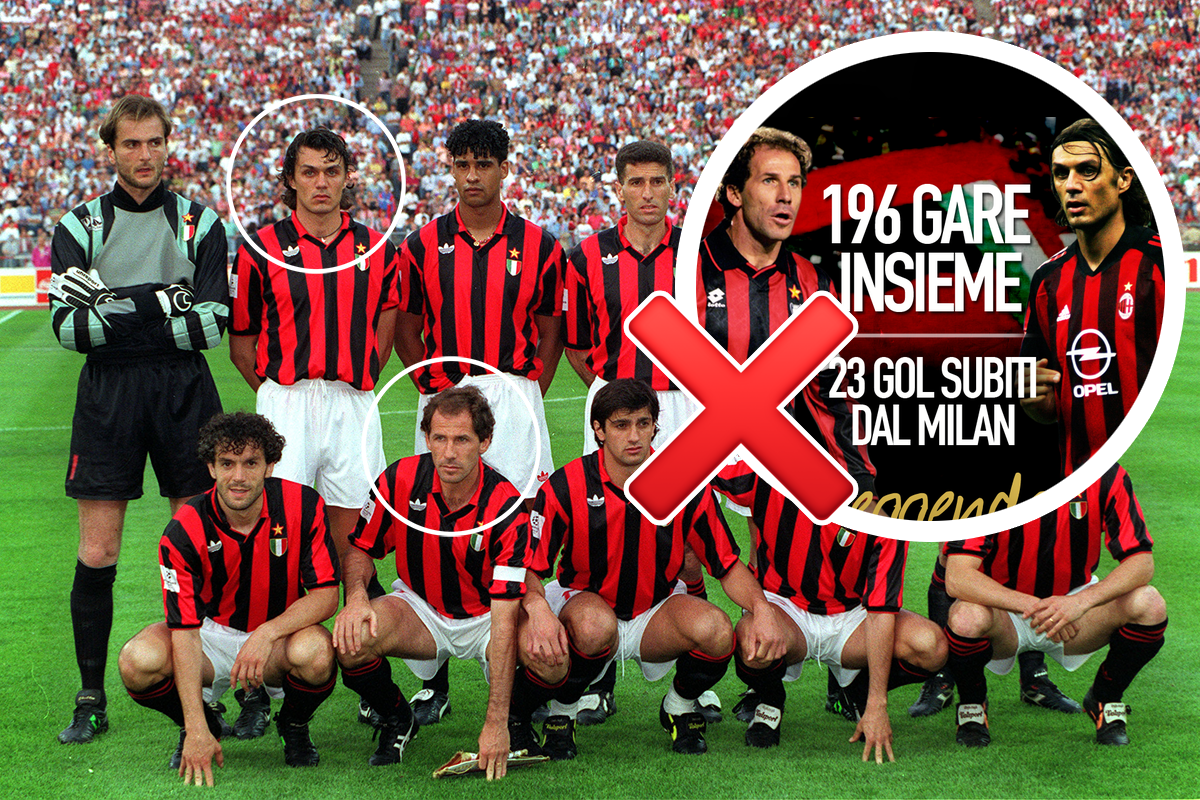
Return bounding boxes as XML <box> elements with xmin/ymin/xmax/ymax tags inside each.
<box><xmin>700</xmin><ymin>126</ymin><xmax>877</xmax><ymax>719</ymax></box>
<box><xmin>564</xmin><ymin>140</ymin><xmax>694</xmax><ymax>452</ymax></box>
<box><xmin>118</xmin><ymin>413</ymin><xmax>340</xmax><ymax>784</ymax></box>
<box><xmin>562</xmin><ymin>140</ymin><xmax>710</xmax><ymax>724</ymax></box>
<box><xmin>394</xmin><ymin>119</ymin><xmax>564</xmax><ymax>724</ymax></box>
<box><xmin>1020</xmin><ymin>117</ymin><xmax>1162</xmax><ymax>475</ymax></box>
<box><xmin>333</xmin><ymin>387</ymin><xmax>553</xmax><ymax>779</ymax></box>
<box><xmin>714</xmin><ymin>461</ymin><xmax>946</xmax><ymax>762</ymax></box>
<box><xmin>49</xmin><ymin>95</ymin><xmax>229</xmax><ymax>744</ymax></box>
<box><xmin>229</xmin><ymin>126</ymin><xmax>399</xmax><ymax>729</ymax></box>
<box><xmin>945</xmin><ymin>464</ymin><xmax>1167</xmax><ymax>747</ymax></box>
<box><xmin>510</xmin><ymin>379</ymin><xmax>787</xmax><ymax>758</ymax></box>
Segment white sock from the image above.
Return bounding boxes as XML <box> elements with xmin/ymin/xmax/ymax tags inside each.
<box><xmin>662</xmin><ymin>686</ymin><xmax>693</xmax><ymax>716</ymax></box>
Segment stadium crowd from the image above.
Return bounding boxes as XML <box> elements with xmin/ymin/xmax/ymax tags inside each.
<box><xmin>1</xmin><ymin>0</ymin><xmax>1198</xmax><ymax>263</ymax></box>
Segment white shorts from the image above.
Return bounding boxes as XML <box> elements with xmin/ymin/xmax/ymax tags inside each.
<box><xmin>764</xmin><ymin>591</ymin><xmax>868</xmax><ymax>687</ymax></box>
<box><xmin>987</xmin><ymin>576</ymin><xmax>1100</xmax><ymax>676</ymax></box>
<box><xmin>543</xmin><ymin>579</ymin><xmax>687</xmax><ymax>682</ymax></box>
<box><xmin>388</xmin><ymin>578</ymin><xmax>493</xmax><ymax>682</ymax></box>
<box><xmin>257</xmin><ymin>378</ymin><xmax>385</xmax><ymax>508</ymax></box>
<box><xmin>581</xmin><ymin>376</ymin><xmax>699</xmax><ymax>455</ymax></box>
<box><xmin>415</xmin><ymin>372</ymin><xmax>552</xmax><ymax>498</ymax></box>
<box><xmin>199</xmin><ymin>618</ymin><xmax>284</xmax><ymax>703</ymax></box>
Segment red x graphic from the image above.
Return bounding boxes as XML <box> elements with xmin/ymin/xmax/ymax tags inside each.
<box><xmin>624</xmin><ymin>291</ymin><xmax>859</xmax><ymax>525</ymax></box>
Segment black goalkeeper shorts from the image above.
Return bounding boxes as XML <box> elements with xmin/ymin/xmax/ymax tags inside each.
<box><xmin>66</xmin><ymin>353</ymin><xmax>223</xmax><ymax>500</ymax></box>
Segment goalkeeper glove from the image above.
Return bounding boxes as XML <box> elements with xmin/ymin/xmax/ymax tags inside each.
<box><xmin>49</xmin><ymin>267</ymin><xmax>117</xmax><ymax>308</ymax></box>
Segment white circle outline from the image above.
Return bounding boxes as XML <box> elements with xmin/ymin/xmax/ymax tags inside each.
<box><xmin>360</xmin><ymin>357</ymin><xmax>544</xmax><ymax>538</ymax></box>
<box><xmin>224</xmin><ymin>93</ymin><xmax>408</xmax><ymax>275</ymax></box>
<box><xmin>674</xmin><ymin>32</ymin><xmax>1185</xmax><ymax>542</ymax></box>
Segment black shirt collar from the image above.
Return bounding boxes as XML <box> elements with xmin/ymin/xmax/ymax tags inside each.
<box><xmin>110</xmin><ymin>181</ymin><xmax>168</xmax><ymax>212</ymax></box>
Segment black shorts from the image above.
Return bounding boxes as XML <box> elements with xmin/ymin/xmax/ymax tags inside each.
<box><xmin>66</xmin><ymin>353</ymin><xmax>223</xmax><ymax>500</ymax></box>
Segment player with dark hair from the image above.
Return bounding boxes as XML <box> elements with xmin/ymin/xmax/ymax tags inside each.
<box><xmin>945</xmin><ymin>464</ymin><xmax>1166</xmax><ymax>747</ymax></box>
<box><xmin>333</xmin><ymin>386</ymin><xmax>552</xmax><ymax>779</ymax></box>
<box><xmin>562</xmin><ymin>139</ymin><xmax>715</xmax><ymax>724</ymax></box>
<box><xmin>700</xmin><ymin>126</ymin><xmax>877</xmax><ymax>721</ymax></box>
<box><xmin>714</xmin><ymin>462</ymin><xmax>945</xmax><ymax>761</ymax></box>
<box><xmin>509</xmin><ymin>379</ymin><xmax>786</xmax><ymax>758</ymax></box>
<box><xmin>49</xmin><ymin>94</ymin><xmax>229</xmax><ymax>744</ymax></box>
<box><xmin>229</xmin><ymin>125</ymin><xmax>400</xmax><ymax>731</ymax></box>
<box><xmin>118</xmin><ymin>412</ymin><xmax>340</xmax><ymax>784</ymax></box>
<box><xmin>1020</xmin><ymin>117</ymin><xmax>1164</xmax><ymax>475</ymax></box>
<box><xmin>394</xmin><ymin>118</ymin><xmax>565</xmax><ymax>724</ymax></box>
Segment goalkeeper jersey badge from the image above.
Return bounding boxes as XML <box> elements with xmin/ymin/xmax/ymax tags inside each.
<box><xmin>270</xmin><ymin>523</ymin><xmax>288</xmax><ymax>556</ymax></box>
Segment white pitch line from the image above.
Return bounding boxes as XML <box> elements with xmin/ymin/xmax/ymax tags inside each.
<box><xmin>0</xmin><ymin>425</ymin><xmax>71</xmax><ymax>433</ymax></box>
<box><xmin>0</xmin><ymin>310</ymin><xmax>21</xmax><ymax>325</ymax></box>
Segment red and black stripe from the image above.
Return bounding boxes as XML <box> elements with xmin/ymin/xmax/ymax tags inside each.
<box><xmin>698</xmin><ymin>221</ymin><xmax>875</xmax><ymax>497</ymax></box>
<box><xmin>400</xmin><ymin>206</ymin><xmax>564</xmax><ymax>393</ymax></box>
<box><xmin>160</xmin><ymin>478</ymin><xmax>339</xmax><ymax>632</ymax></box>
<box><xmin>530</xmin><ymin>451</ymin><xmax>739</xmax><ymax>620</ymax></box>
<box><xmin>231</xmin><ymin>212</ymin><xmax>399</xmax><ymax>391</ymax></box>
<box><xmin>945</xmin><ymin>463</ymin><xmax>1152</xmax><ymax>597</ymax></box>
<box><xmin>565</xmin><ymin>219</ymin><xmax>679</xmax><ymax>389</ymax></box>
<box><xmin>712</xmin><ymin>460</ymin><xmax>906</xmax><ymax>614</ymax></box>
<box><xmin>349</xmin><ymin>454</ymin><xmax>530</xmax><ymax>619</ymax></box>
<box><xmin>1021</xmin><ymin>225</ymin><xmax>1164</xmax><ymax>476</ymax></box>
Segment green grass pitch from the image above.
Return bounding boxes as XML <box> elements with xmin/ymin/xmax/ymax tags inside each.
<box><xmin>0</xmin><ymin>296</ymin><xmax>1197</xmax><ymax>799</ymax></box>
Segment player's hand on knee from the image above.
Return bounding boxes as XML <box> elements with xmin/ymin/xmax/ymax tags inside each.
<box><xmin>333</xmin><ymin>600</ymin><xmax>377</xmax><ymax>655</ymax></box>
<box><xmin>521</xmin><ymin>606</ymin><xmax>568</xmax><ymax>667</ymax></box>
<box><xmin>230</xmin><ymin>629</ymin><xmax>273</xmax><ymax>692</ymax></box>
<box><xmin>50</xmin><ymin>267</ymin><xmax>117</xmax><ymax>308</ymax></box>
<box><xmin>180</xmin><ymin>729</ymin><xmax>223</xmax><ymax>787</ymax></box>
<box><xmin>745</xmin><ymin>603</ymin><xmax>788</xmax><ymax>663</ymax></box>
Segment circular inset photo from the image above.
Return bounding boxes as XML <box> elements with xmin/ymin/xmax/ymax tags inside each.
<box><xmin>674</xmin><ymin>33</ymin><xmax>1185</xmax><ymax>541</ymax></box>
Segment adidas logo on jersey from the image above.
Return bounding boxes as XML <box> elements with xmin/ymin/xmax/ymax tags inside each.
<box><xmin>601</xmin><ymin>253</ymin><xmax>618</xmax><ymax>265</ymax></box>
<box><xmin>409</xmin><ymin>499</ymin><xmax>427</xmax><ymax>511</ymax></box>
<box><xmin>282</xmin><ymin>245</ymin><xmax>300</xmax><ymax>258</ymax></box>
<box><xmin>438</xmin><ymin>243</ymin><xmax>454</xmax><ymax>255</ymax></box>
<box><xmin>707</xmin><ymin>288</ymin><xmax>725</xmax><ymax>308</ymax></box>
<box><xmin>1057</xmin><ymin>304</ymin><xmax>1071</xmax><ymax>322</ymax></box>
<box><xmin>206</xmin><ymin>539</ymin><xmax>223</xmax><ymax>553</ymax></box>
<box><xmin>586</xmin><ymin>494</ymin><xmax>604</xmax><ymax>507</ymax></box>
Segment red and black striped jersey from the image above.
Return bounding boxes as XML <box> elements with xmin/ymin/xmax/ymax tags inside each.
<box><xmin>565</xmin><ymin>218</ymin><xmax>679</xmax><ymax>390</ymax></box>
<box><xmin>349</xmin><ymin>454</ymin><xmax>530</xmax><ymax>619</ymax></box>
<box><xmin>529</xmin><ymin>451</ymin><xmax>740</xmax><ymax>620</ymax></box>
<box><xmin>399</xmin><ymin>205</ymin><xmax>565</xmax><ymax>393</ymax></box>
<box><xmin>712</xmin><ymin>460</ymin><xmax>906</xmax><ymax>614</ymax></box>
<box><xmin>159</xmin><ymin>477</ymin><xmax>339</xmax><ymax>632</ymax></box>
<box><xmin>698</xmin><ymin>220</ymin><xmax>876</xmax><ymax>497</ymax></box>
<box><xmin>945</xmin><ymin>463</ymin><xmax>1152</xmax><ymax>597</ymax></box>
<box><xmin>230</xmin><ymin>212</ymin><xmax>400</xmax><ymax>391</ymax></box>
<box><xmin>1020</xmin><ymin>225</ymin><xmax>1163</xmax><ymax>475</ymax></box>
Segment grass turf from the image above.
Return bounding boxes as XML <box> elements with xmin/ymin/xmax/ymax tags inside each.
<box><xmin>0</xmin><ymin>296</ymin><xmax>1197</xmax><ymax>798</ymax></box>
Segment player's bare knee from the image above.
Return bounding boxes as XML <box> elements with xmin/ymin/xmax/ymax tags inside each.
<box><xmin>1126</xmin><ymin>584</ymin><xmax>1166</xmax><ymax>626</ymax></box>
<box><xmin>901</xmin><ymin>621</ymin><xmax>948</xmax><ymax>670</ymax></box>
<box><xmin>564</xmin><ymin>614</ymin><xmax>617</xmax><ymax>656</ymax></box>
<box><xmin>947</xmin><ymin>600</ymin><xmax>991</xmax><ymax>639</ymax></box>
<box><xmin>288</xmin><ymin>626</ymin><xmax>335</xmax><ymax>681</ymax></box>
<box><xmin>689</xmin><ymin>604</ymin><xmax>733</xmax><ymax>655</ymax></box>
<box><xmin>118</xmin><ymin>631</ymin><xmax>168</xmax><ymax>689</ymax></box>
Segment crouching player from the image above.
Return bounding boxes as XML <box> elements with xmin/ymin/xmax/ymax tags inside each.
<box><xmin>945</xmin><ymin>463</ymin><xmax>1167</xmax><ymax>747</ymax></box>
<box><xmin>509</xmin><ymin>379</ymin><xmax>786</xmax><ymax>758</ymax></box>
<box><xmin>119</xmin><ymin>412</ymin><xmax>340</xmax><ymax>784</ymax></box>
<box><xmin>333</xmin><ymin>386</ymin><xmax>552</xmax><ymax>780</ymax></box>
<box><xmin>715</xmin><ymin>462</ymin><xmax>946</xmax><ymax>763</ymax></box>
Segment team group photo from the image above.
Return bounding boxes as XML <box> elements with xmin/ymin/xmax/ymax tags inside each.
<box><xmin>2</xmin><ymin>1</ymin><xmax>1197</xmax><ymax>798</ymax></box>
